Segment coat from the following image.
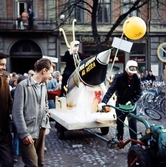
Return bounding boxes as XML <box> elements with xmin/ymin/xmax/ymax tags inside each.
<box><xmin>0</xmin><ymin>76</ymin><xmax>12</xmax><ymax>133</ymax></box>
<box><xmin>12</xmin><ymin>76</ymin><xmax>50</xmax><ymax>139</ymax></box>
<box><xmin>62</xmin><ymin>51</ymin><xmax>83</xmax><ymax>73</ymax></box>
<box><xmin>102</xmin><ymin>71</ymin><xmax>142</xmax><ymax>105</ymax></box>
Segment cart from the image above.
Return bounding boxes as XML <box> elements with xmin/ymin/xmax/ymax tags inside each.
<box><xmin>49</xmin><ymin>96</ymin><xmax>116</xmax><ymax>139</ymax></box>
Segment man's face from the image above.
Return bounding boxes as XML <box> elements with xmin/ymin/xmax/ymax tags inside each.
<box><xmin>72</xmin><ymin>45</ymin><xmax>79</xmax><ymax>53</ymax></box>
<box><xmin>149</xmin><ymin>71</ymin><xmax>152</xmax><ymax>75</ymax></box>
<box><xmin>126</xmin><ymin>71</ymin><xmax>134</xmax><ymax>77</ymax></box>
<box><xmin>42</xmin><ymin>66</ymin><xmax>54</xmax><ymax>82</ymax></box>
<box><xmin>0</xmin><ymin>58</ymin><xmax>7</xmax><ymax>76</ymax></box>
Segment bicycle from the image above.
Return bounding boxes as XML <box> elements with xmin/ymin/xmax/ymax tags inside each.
<box><xmin>136</xmin><ymin>96</ymin><xmax>162</xmax><ymax>120</ymax></box>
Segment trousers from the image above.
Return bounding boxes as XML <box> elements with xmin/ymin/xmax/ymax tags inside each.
<box><xmin>116</xmin><ymin>108</ymin><xmax>137</xmax><ymax>144</ymax></box>
<box><xmin>20</xmin><ymin>128</ymin><xmax>46</xmax><ymax>167</ymax></box>
<box><xmin>0</xmin><ymin>131</ymin><xmax>14</xmax><ymax>167</ymax></box>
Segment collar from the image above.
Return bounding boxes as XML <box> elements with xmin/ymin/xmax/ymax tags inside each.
<box><xmin>27</xmin><ymin>76</ymin><xmax>44</xmax><ymax>86</ymax></box>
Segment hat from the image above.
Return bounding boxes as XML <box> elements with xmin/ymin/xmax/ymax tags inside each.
<box><xmin>0</xmin><ymin>52</ymin><xmax>9</xmax><ymax>59</ymax></box>
<box><xmin>70</xmin><ymin>41</ymin><xmax>80</xmax><ymax>47</ymax></box>
<box><xmin>52</xmin><ymin>71</ymin><xmax>61</xmax><ymax>76</ymax></box>
<box><xmin>125</xmin><ymin>60</ymin><xmax>138</xmax><ymax>74</ymax></box>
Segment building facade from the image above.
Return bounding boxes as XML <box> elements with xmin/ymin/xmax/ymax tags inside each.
<box><xmin>0</xmin><ymin>0</ymin><xmax>57</xmax><ymax>74</ymax></box>
<box><xmin>0</xmin><ymin>0</ymin><xmax>165</xmax><ymax>79</ymax></box>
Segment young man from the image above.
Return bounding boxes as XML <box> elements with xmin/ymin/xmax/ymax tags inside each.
<box><xmin>146</xmin><ymin>70</ymin><xmax>156</xmax><ymax>86</ymax></box>
<box><xmin>98</xmin><ymin>60</ymin><xmax>142</xmax><ymax>144</ymax></box>
<box><xmin>0</xmin><ymin>52</ymin><xmax>14</xmax><ymax>167</ymax></box>
<box><xmin>60</xmin><ymin>41</ymin><xmax>83</xmax><ymax>96</ymax></box>
<box><xmin>12</xmin><ymin>58</ymin><xmax>54</xmax><ymax>167</ymax></box>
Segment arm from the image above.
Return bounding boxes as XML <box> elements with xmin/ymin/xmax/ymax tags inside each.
<box><xmin>102</xmin><ymin>75</ymin><xmax>118</xmax><ymax>104</ymax></box>
<box><xmin>47</xmin><ymin>79</ymin><xmax>58</xmax><ymax>92</ymax></box>
<box><xmin>12</xmin><ymin>84</ymin><xmax>30</xmax><ymax>139</ymax></box>
<box><xmin>61</xmin><ymin>51</ymin><xmax>69</xmax><ymax>62</ymax></box>
<box><xmin>130</xmin><ymin>76</ymin><xmax>142</xmax><ymax>104</ymax></box>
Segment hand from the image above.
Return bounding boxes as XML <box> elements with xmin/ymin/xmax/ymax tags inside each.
<box><xmin>47</xmin><ymin>112</ymin><xmax>51</xmax><ymax>117</ymax></box>
<box><xmin>98</xmin><ymin>102</ymin><xmax>106</xmax><ymax>111</ymax></box>
<box><xmin>126</xmin><ymin>101</ymin><xmax>131</xmax><ymax>105</ymax></box>
<box><xmin>22</xmin><ymin>135</ymin><xmax>34</xmax><ymax>145</ymax></box>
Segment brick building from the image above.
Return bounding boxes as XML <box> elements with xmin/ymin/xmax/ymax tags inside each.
<box><xmin>0</xmin><ymin>0</ymin><xmax>166</xmax><ymax>78</ymax></box>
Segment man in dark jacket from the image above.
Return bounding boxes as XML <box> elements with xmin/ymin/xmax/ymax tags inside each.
<box><xmin>146</xmin><ymin>70</ymin><xmax>156</xmax><ymax>86</ymax></box>
<box><xmin>98</xmin><ymin>60</ymin><xmax>142</xmax><ymax>144</ymax></box>
<box><xmin>0</xmin><ymin>52</ymin><xmax>13</xmax><ymax>167</ymax></box>
<box><xmin>28</xmin><ymin>8</ymin><xmax>35</xmax><ymax>30</ymax></box>
<box><xmin>60</xmin><ymin>41</ymin><xmax>83</xmax><ymax>96</ymax></box>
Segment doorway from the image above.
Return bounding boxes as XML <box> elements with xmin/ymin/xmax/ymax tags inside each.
<box><xmin>10</xmin><ymin>40</ymin><xmax>42</xmax><ymax>74</ymax></box>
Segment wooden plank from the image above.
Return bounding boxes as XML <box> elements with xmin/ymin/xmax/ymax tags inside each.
<box><xmin>49</xmin><ymin>108</ymin><xmax>116</xmax><ymax>130</ymax></box>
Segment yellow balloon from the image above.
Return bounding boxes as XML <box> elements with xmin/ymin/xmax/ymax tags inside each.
<box><xmin>123</xmin><ymin>16</ymin><xmax>146</xmax><ymax>40</ymax></box>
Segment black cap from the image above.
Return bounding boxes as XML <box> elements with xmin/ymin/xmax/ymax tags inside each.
<box><xmin>0</xmin><ymin>52</ymin><xmax>9</xmax><ymax>59</ymax></box>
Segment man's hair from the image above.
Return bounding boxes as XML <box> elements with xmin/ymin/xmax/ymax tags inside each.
<box><xmin>17</xmin><ymin>76</ymin><xmax>27</xmax><ymax>84</ymax></box>
<box><xmin>34</xmin><ymin>58</ymin><xmax>54</xmax><ymax>72</ymax></box>
<box><xmin>0</xmin><ymin>52</ymin><xmax>9</xmax><ymax>59</ymax></box>
<box><xmin>28</xmin><ymin>69</ymin><xmax>35</xmax><ymax>76</ymax></box>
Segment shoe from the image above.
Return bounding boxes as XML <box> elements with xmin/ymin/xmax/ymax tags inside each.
<box><xmin>44</xmin><ymin>147</ymin><xmax>47</xmax><ymax>151</ymax></box>
<box><xmin>13</xmin><ymin>156</ymin><xmax>18</xmax><ymax>163</ymax></box>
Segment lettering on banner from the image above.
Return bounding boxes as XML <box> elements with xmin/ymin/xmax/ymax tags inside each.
<box><xmin>79</xmin><ymin>56</ymin><xmax>96</xmax><ymax>76</ymax></box>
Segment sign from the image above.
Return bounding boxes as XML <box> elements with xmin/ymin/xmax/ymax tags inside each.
<box><xmin>112</xmin><ymin>37</ymin><xmax>133</xmax><ymax>53</ymax></box>
<box><xmin>130</xmin><ymin>56</ymin><xmax>145</xmax><ymax>62</ymax></box>
<box><xmin>42</xmin><ymin>56</ymin><xmax>58</xmax><ymax>63</ymax></box>
<box><xmin>157</xmin><ymin>42</ymin><xmax>166</xmax><ymax>62</ymax></box>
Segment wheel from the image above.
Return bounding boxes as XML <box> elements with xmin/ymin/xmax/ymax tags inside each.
<box><xmin>160</xmin><ymin>97</ymin><xmax>166</xmax><ymax>115</ymax></box>
<box><xmin>145</xmin><ymin>108</ymin><xmax>162</xmax><ymax>120</ymax></box>
<box><xmin>56</xmin><ymin>122</ymin><xmax>65</xmax><ymax>139</ymax></box>
<box><xmin>142</xmin><ymin>93</ymin><xmax>155</xmax><ymax>108</ymax></box>
<box><xmin>128</xmin><ymin>145</ymin><xmax>152</xmax><ymax>167</ymax></box>
<box><xmin>100</xmin><ymin>127</ymin><xmax>109</xmax><ymax>135</ymax></box>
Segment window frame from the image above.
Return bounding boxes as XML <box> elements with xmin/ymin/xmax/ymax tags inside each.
<box><xmin>97</xmin><ymin>0</ymin><xmax>111</xmax><ymax>24</ymax></box>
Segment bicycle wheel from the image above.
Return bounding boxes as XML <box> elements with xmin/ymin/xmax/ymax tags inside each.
<box><xmin>160</xmin><ymin>97</ymin><xmax>166</xmax><ymax>115</ymax></box>
<box><xmin>145</xmin><ymin>108</ymin><xmax>162</xmax><ymax>120</ymax></box>
<box><xmin>142</xmin><ymin>93</ymin><xmax>155</xmax><ymax>108</ymax></box>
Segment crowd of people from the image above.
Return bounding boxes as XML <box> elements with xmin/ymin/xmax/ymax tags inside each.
<box><xmin>0</xmin><ymin>52</ymin><xmax>63</xmax><ymax>166</ymax></box>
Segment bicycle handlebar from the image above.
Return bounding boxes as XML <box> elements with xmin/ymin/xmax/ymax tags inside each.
<box><xmin>102</xmin><ymin>104</ymin><xmax>137</xmax><ymax>113</ymax></box>
<box><xmin>102</xmin><ymin>104</ymin><xmax>150</xmax><ymax>129</ymax></box>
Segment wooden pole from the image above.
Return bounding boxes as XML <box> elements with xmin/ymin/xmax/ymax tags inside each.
<box><xmin>110</xmin><ymin>33</ymin><xmax>124</xmax><ymax>74</ymax></box>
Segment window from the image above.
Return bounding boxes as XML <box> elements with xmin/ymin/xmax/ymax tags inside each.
<box><xmin>97</xmin><ymin>0</ymin><xmax>111</xmax><ymax>23</ymax></box>
<box><xmin>70</xmin><ymin>2</ymin><xmax>84</xmax><ymax>23</ymax></box>
<box><xmin>122</xmin><ymin>0</ymin><xmax>137</xmax><ymax>17</ymax></box>
<box><xmin>130</xmin><ymin>43</ymin><xmax>146</xmax><ymax>55</ymax></box>
<box><xmin>17</xmin><ymin>1</ymin><xmax>33</xmax><ymax>15</ymax></box>
<box><xmin>130</xmin><ymin>43</ymin><xmax>146</xmax><ymax>73</ymax></box>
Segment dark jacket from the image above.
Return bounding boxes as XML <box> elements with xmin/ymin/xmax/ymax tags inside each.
<box><xmin>146</xmin><ymin>74</ymin><xmax>156</xmax><ymax>82</ymax></box>
<box><xmin>102</xmin><ymin>71</ymin><xmax>142</xmax><ymax>105</ymax></box>
<box><xmin>0</xmin><ymin>76</ymin><xmax>12</xmax><ymax>133</ymax></box>
<box><xmin>62</xmin><ymin>51</ymin><xmax>83</xmax><ymax>73</ymax></box>
<box><xmin>28</xmin><ymin>11</ymin><xmax>35</xmax><ymax>21</ymax></box>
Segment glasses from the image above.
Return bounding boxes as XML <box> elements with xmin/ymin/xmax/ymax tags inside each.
<box><xmin>129</xmin><ymin>66</ymin><xmax>137</xmax><ymax>71</ymax></box>
<box><xmin>74</xmin><ymin>44</ymin><xmax>79</xmax><ymax>47</ymax></box>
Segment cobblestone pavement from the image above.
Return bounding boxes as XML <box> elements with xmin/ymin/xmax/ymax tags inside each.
<box><xmin>14</xmin><ymin>113</ymin><xmax>166</xmax><ymax>167</ymax></box>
